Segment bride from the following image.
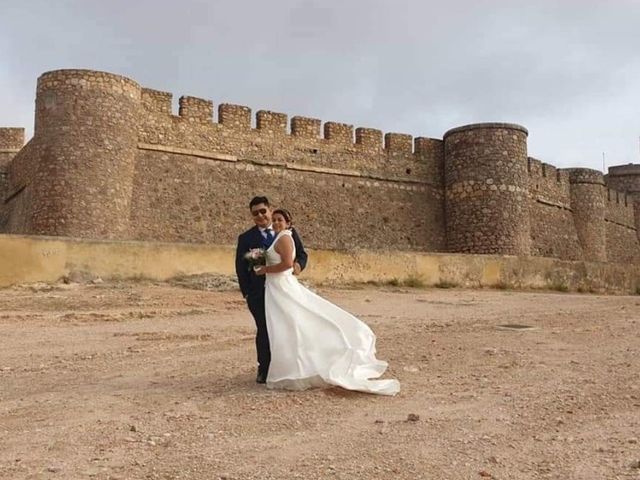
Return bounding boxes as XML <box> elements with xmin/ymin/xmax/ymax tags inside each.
<box><xmin>254</xmin><ymin>209</ymin><xmax>400</xmax><ymax>396</ymax></box>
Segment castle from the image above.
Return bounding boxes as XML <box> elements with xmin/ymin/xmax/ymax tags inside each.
<box><xmin>1</xmin><ymin>69</ymin><xmax>639</xmax><ymax>265</ymax></box>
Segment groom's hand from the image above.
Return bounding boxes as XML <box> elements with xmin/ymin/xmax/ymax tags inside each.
<box><xmin>293</xmin><ymin>262</ymin><xmax>301</xmax><ymax>275</ymax></box>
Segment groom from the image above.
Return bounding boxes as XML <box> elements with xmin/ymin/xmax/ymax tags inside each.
<box><xmin>235</xmin><ymin>196</ymin><xmax>308</xmax><ymax>384</ymax></box>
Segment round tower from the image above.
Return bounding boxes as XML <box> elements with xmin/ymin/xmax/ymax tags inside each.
<box><xmin>443</xmin><ymin>123</ymin><xmax>530</xmax><ymax>255</ymax></box>
<box><xmin>567</xmin><ymin>168</ymin><xmax>606</xmax><ymax>262</ymax></box>
<box><xmin>30</xmin><ymin>69</ymin><xmax>141</xmax><ymax>239</ymax></box>
<box><xmin>605</xmin><ymin>163</ymin><xmax>640</xmax><ymax>242</ymax></box>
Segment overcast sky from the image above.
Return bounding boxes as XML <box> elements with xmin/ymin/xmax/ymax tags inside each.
<box><xmin>2</xmin><ymin>0</ymin><xmax>640</xmax><ymax>170</ymax></box>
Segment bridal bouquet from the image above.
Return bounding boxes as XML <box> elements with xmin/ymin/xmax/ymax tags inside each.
<box><xmin>244</xmin><ymin>248</ymin><xmax>266</xmax><ymax>271</ymax></box>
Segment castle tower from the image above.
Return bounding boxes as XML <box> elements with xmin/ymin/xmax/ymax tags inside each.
<box><xmin>29</xmin><ymin>69</ymin><xmax>141</xmax><ymax>238</ymax></box>
<box><xmin>605</xmin><ymin>164</ymin><xmax>640</xmax><ymax>242</ymax></box>
<box><xmin>443</xmin><ymin>123</ymin><xmax>530</xmax><ymax>255</ymax></box>
<box><xmin>567</xmin><ymin>168</ymin><xmax>606</xmax><ymax>262</ymax></box>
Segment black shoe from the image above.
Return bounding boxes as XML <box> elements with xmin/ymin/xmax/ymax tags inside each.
<box><xmin>256</xmin><ymin>371</ymin><xmax>267</xmax><ymax>384</ymax></box>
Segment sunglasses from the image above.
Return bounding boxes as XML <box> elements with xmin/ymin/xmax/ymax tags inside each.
<box><xmin>251</xmin><ymin>208</ymin><xmax>268</xmax><ymax>217</ymax></box>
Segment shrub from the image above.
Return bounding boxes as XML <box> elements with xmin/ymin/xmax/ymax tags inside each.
<box><xmin>549</xmin><ymin>280</ymin><xmax>569</xmax><ymax>292</ymax></box>
<box><xmin>434</xmin><ymin>280</ymin><xmax>458</xmax><ymax>289</ymax></box>
<box><xmin>402</xmin><ymin>274</ymin><xmax>425</xmax><ymax>288</ymax></box>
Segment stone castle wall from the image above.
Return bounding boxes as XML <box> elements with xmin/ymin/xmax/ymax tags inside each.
<box><xmin>527</xmin><ymin>158</ymin><xmax>583</xmax><ymax>260</ymax></box>
<box><xmin>0</xmin><ymin>128</ymin><xmax>25</xmax><ymax>192</ymax></box>
<box><xmin>132</xmin><ymin>84</ymin><xmax>445</xmax><ymax>250</ymax></box>
<box><xmin>1</xmin><ymin>68</ymin><xmax>640</xmax><ymax>264</ymax></box>
<box><xmin>0</xmin><ymin>127</ymin><xmax>25</xmax><ymax>230</ymax></box>
<box><xmin>606</xmin><ymin>164</ymin><xmax>640</xmax><ymax>261</ymax></box>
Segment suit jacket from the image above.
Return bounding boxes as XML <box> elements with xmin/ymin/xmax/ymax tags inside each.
<box><xmin>235</xmin><ymin>226</ymin><xmax>308</xmax><ymax>298</ymax></box>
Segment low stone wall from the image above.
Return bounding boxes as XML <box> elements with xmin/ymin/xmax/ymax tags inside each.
<box><xmin>1</xmin><ymin>234</ymin><xmax>639</xmax><ymax>294</ymax></box>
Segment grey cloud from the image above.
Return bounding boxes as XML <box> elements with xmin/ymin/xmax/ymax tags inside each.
<box><xmin>2</xmin><ymin>0</ymin><xmax>640</xmax><ymax>170</ymax></box>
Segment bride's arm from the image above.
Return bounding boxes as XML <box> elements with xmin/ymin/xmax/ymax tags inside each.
<box><xmin>260</xmin><ymin>235</ymin><xmax>294</xmax><ymax>274</ymax></box>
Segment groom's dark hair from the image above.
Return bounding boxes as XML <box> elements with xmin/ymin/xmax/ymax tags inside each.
<box><xmin>249</xmin><ymin>196</ymin><xmax>270</xmax><ymax>209</ymax></box>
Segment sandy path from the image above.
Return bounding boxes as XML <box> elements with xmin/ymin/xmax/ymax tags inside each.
<box><xmin>0</xmin><ymin>281</ymin><xmax>639</xmax><ymax>479</ymax></box>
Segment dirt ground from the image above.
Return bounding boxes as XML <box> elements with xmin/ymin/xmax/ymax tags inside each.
<box><xmin>0</xmin><ymin>278</ymin><xmax>639</xmax><ymax>480</ymax></box>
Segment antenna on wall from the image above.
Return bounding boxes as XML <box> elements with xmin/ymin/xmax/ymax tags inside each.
<box><xmin>602</xmin><ymin>152</ymin><xmax>605</xmax><ymax>173</ymax></box>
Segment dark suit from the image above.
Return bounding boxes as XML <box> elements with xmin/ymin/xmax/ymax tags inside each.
<box><xmin>235</xmin><ymin>226</ymin><xmax>308</xmax><ymax>376</ymax></box>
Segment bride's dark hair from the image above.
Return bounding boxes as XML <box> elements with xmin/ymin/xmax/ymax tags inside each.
<box><xmin>273</xmin><ymin>208</ymin><xmax>293</xmax><ymax>228</ymax></box>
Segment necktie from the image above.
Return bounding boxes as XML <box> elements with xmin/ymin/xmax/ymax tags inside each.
<box><xmin>264</xmin><ymin>228</ymin><xmax>274</xmax><ymax>247</ymax></box>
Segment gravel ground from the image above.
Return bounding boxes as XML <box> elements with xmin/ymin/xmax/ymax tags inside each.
<box><xmin>0</xmin><ymin>280</ymin><xmax>639</xmax><ymax>480</ymax></box>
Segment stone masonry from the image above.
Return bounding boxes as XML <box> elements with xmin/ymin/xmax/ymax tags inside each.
<box><xmin>1</xmin><ymin>69</ymin><xmax>639</xmax><ymax>264</ymax></box>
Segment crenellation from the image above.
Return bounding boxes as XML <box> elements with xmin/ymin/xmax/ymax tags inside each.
<box><xmin>256</xmin><ymin>110</ymin><xmax>288</xmax><ymax>134</ymax></box>
<box><xmin>529</xmin><ymin>160</ymin><xmax>572</xmax><ymax>210</ymax></box>
<box><xmin>414</xmin><ymin>137</ymin><xmax>441</xmax><ymax>158</ymax></box>
<box><xmin>568</xmin><ymin>168</ymin><xmax>605</xmax><ymax>185</ymax></box>
<box><xmin>607</xmin><ymin>163</ymin><xmax>640</xmax><ymax>178</ymax></box>
<box><xmin>606</xmin><ymin>188</ymin><xmax>633</xmax><ymax>213</ymax></box>
<box><xmin>291</xmin><ymin>116</ymin><xmax>321</xmax><ymax>139</ymax></box>
<box><xmin>527</xmin><ymin>157</ymin><xmax>542</xmax><ymax>176</ymax></box>
<box><xmin>542</xmin><ymin>162</ymin><xmax>556</xmax><ymax>178</ymax></box>
<box><xmin>218</xmin><ymin>103</ymin><xmax>251</xmax><ymax>130</ymax></box>
<box><xmin>1</xmin><ymin>68</ymin><xmax>639</xmax><ymax>265</ymax></box>
<box><xmin>141</xmin><ymin>88</ymin><xmax>173</xmax><ymax>114</ymax></box>
<box><xmin>323</xmin><ymin>122</ymin><xmax>353</xmax><ymax>145</ymax></box>
<box><xmin>355</xmin><ymin>127</ymin><xmax>383</xmax><ymax>150</ymax></box>
<box><xmin>606</xmin><ymin>188</ymin><xmax>635</xmax><ymax>218</ymax></box>
<box><xmin>557</xmin><ymin>169</ymin><xmax>569</xmax><ymax>185</ymax></box>
<box><xmin>385</xmin><ymin>133</ymin><xmax>413</xmax><ymax>154</ymax></box>
<box><xmin>178</xmin><ymin>96</ymin><xmax>214</xmax><ymax>123</ymax></box>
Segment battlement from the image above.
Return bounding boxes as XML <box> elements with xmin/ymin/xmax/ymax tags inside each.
<box><xmin>414</xmin><ymin>137</ymin><xmax>443</xmax><ymax>158</ymax></box>
<box><xmin>443</xmin><ymin>122</ymin><xmax>529</xmax><ymax>139</ymax></box>
<box><xmin>385</xmin><ymin>133</ymin><xmax>413</xmax><ymax>154</ymax></box>
<box><xmin>528</xmin><ymin>158</ymin><xmax>571</xmax><ymax>185</ymax></box>
<box><xmin>605</xmin><ymin>186</ymin><xmax>636</xmax><ymax>229</ymax></box>
<box><xmin>607</xmin><ymin>188</ymin><xmax>629</xmax><ymax>206</ymax></box>
<box><xmin>141</xmin><ymin>88</ymin><xmax>172</xmax><ymax>113</ymax></box>
<box><xmin>290</xmin><ymin>116</ymin><xmax>320</xmax><ymax>138</ymax></box>
<box><xmin>567</xmin><ymin>168</ymin><xmax>605</xmax><ymax>185</ymax></box>
<box><xmin>138</xmin><ymin>83</ymin><xmax>438</xmax><ymax>157</ymax></box>
<box><xmin>527</xmin><ymin>157</ymin><xmax>572</xmax><ymax>207</ymax></box>
<box><xmin>608</xmin><ymin>164</ymin><xmax>640</xmax><ymax>176</ymax></box>
<box><xmin>324</xmin><ymin>122</ymin><xmax>353</xmax><ymax>145</ymax></box>
<box><xmin>355</xmin><ymin>127</ymin><xmax>382</xmax><ymax>149</ymax></box>
<box><xmin>178</xmin><ymin>96</ymin><xmax>213</xmax><ymax>123</ymax></box>
<box><xmin>37</xmin><ymin>69</ymin><xmax>140</xmax><ymax>97</ymax></box>
<box><xmin>542</xmin><ymin>163</ymin><xmax>557</xmax><ymax>180</ymax></box>
<box><xmin>256</xmin><ymin>110</ymin><xmax>288</xmax><ymax>134</ymax></box>
<box><xmin>605</xmin><ymin>163</ymin><xmax>640</xmax><ymax>197</ymax></box>
<box><xmin>218</xmin><ymin>103</ymin><xmax>251</xmax><ymax>130</ymax></box>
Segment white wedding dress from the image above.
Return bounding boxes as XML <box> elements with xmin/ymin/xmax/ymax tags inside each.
<box><xmin>264</xmin><ymin>230</ymin><xmax>400</xmax><ymax>396</ymax></box>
